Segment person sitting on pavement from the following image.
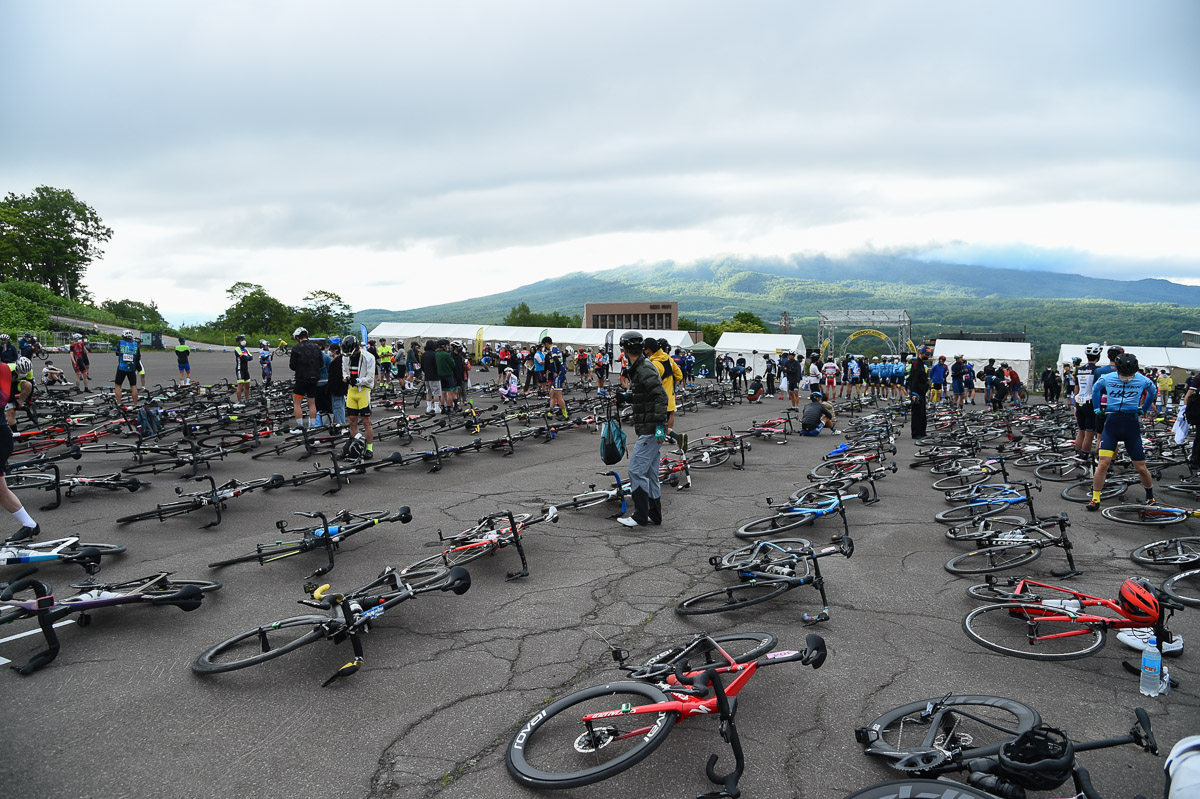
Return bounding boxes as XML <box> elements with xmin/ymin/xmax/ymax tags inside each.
<box><xmin>800</xmin><ymin>391</ymin><xmax>836</xmax><ymax>435</ymax></box>
<box><xmin>746</xmin><ymin>374</ymin><xmax>764</xmax><ymax>403</ymax></box>
<box><xmin>40</xmin><ymin>361</ymin><xmax>67</xmax><ymax>386</ymax></box>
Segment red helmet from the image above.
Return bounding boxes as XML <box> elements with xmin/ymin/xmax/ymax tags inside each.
<box><xmin>1118</xmin><ymin>577</ymin><xmax>1160</xmax><ymax>625</ymax></box>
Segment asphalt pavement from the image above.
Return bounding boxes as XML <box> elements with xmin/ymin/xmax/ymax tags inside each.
<box><xmin>2</xmin><ymin>349</ymin><xmax>1195</xmax><ymax>799</ymax></box>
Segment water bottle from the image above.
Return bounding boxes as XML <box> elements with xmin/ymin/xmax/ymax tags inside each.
<box><xmin>1041</xmin><ymin>599</ymin><xmax>1082</xmax><ymax>611</ymax></box>
<box><xmin>1140</xmin><ymin>637</ymin><xmax>1162</xmax><ymax>697</ymax></box>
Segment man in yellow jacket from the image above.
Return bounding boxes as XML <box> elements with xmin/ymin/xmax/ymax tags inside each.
<box><xmin>645</xmin><ymin>337</ymin><xmax>684</xmax><ymax>442</ymax></box>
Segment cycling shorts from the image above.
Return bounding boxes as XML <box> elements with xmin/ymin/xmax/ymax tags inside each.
<box><xmin>346</xmin><ymin>386</ymin><xmax>371</xmax><ymax>416</ymax></box>
<box><xmin>293</xmin><ymin>379</ymin><xmax>317</xmax><ymax>399</ymax></box>
<box><xmin>379</xmin><ymin>363</ymin><xmax>392</xmax><ymax>375</ymax></box>
<box><xmin>1099</xmin><ymin>412</ymin><xmax>1145</xmax><ymax>461</ymax></box>
<box><xmin>178</xmin><ymin>363</ymin><xmax>191</xmax><ymax>373</ymax></box>
<box><xmin>952</xmin><ymin>379</ymin><xmax>965</xmax><ymax>395</ymax></box>
<box><xmin>0</xmin><ymin>425</ymin><xmax>11</xmax><ymax>475</ymax></box>
<box><xmin>1074</xmin><ymin>403</ymin><xmax>1095</xmax><ymax>431</ymax></box>
<box><xmin>801</xmin><ymin>422</ymin><xmax>825</xmax><ymax>436</ymax></box>
<box><xmin>114</xmin><ymin>370</ymin><xmax>137</xmax><ymax>387</ymax></box>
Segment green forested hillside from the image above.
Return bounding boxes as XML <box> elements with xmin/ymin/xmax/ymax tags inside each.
<box><xmin>356</xmin><ymin>254</ymin><xmax>1200</xmax><ymax>368</ymax></box>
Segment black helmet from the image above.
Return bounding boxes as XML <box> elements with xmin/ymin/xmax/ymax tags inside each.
<box><xmin>541</xmin><ymin>336</ymin><xmax>552</xmax><ymax>345</ymax></box>
<box><xmin>619</xmin><ymin>331</ymin><xmax>644</xmax><ymax>351</ymax></box>
<box><xmin>995</xmin><ymin>725</ymin><xmax>1074</xmax><ymax>791</ymax></box>
<box><xmin>1107</xmin><ymin>345</ymin><xmax>1125</xmax><ymax>362</ymax></box>
<box><xmin>643</xmin><ymin>337</ymin><xmax>660</xmax><ymax>352</ymax></box>
<box><xmin>341</xmin><ymin>334</ymin><xmax>359</xmax><ymax>354</ymax></box>
<box><xmin>1115</xmin><ymin>352</ymin><xmax>1139</xmax><ymax>376</ymax></box>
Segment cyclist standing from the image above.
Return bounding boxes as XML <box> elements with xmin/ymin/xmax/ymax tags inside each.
<box><xmin>1072</xmin><ymin>343</ymin><xmax>1103</xmax><ymax>461</ymax></box>
<box><xmin>114</xmin><ymin>330</ymin><xmax>141</xmax><ymax>407</ymax></box>
<box><xmin>1088</xmin><ymin>352</ymin><xmax>1157</xmax><ymax>511</ymax></box>
<box><xmin>0</xmin><ymin>359</ymin><xmax>41</xmax><ymax>540</ymax></box>
<box><xmin>288</xmin><ymin>327</ymin><xmax>321</xmax><ymax>432</ymax></box>
<box><xmin>615</xmin><ymin>331</ymin><xmax>668</xmax><ymax>528</ymax></box>
<box><xmin>258</xmin><ymin>339</ymin><xmax>273</xmax><ymax>386</ymax></box>
<box><xmin>377</xmin><ymin>338</ymin><xmax>393</xmax><ymax>390</ymax></box>
<box><xmin>233</xmin><ymin>335</ymin><xmax>253</xmax><ymax>405</ymax></box>
<box><xmin>70</xmin><ymin>333</ymin><xmax>91</xmax><ymax>392</ymax></box>
<box><xmin>907</xmin><ymin>347</ymin><xmax>931</xmax><ymax>439</ymax></box>
<box><xmin>340</xmin><ymin>335</ymin><xmax>376</xmax><ymax>458</ymax></box>
<box><xmin>174</xmin><ymin>337</ymin><xmax>191</xmax><ymax>387</ymax></box>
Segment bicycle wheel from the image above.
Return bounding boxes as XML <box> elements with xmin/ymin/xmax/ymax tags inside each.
<box><xmin>192</xmin><ymin>615</ymin><xmax>328</xmax><ymax>674</ymax></box>
<box><xmin>685</xmin><ymin>445</ymin><xmax>731</xmax><ymax>469</ymax></box>
<box><xmin>944</xmin><ymin>515</ymin><xmax>1028</xmax><ymax>542</ymax></box>
<box><xmin>858</xmin><ymin>695</ymin><xmax>1041</xmax><ymax>769</ymax></box>
<box><xmin>53</xmin><ymin>542</ymin><xmax>127</xmax><ymax>557</ymax></box>
<box><xmin>1061</xmin><ymin>480</ymin><xmax>1127</xmax><ymax>503</ymax></box>
<box><xmin>931</xmin><ymin>470</ymin><xmax>992</xmax><ymax>490</ymax></box>
<box><xmin>568</xmin><ymin>491</ymin><xmax>614</xmax><ymax>510</ymax></box>
<box><xmin>115</xmin><ymin>501</ymin><xmax>202</xmax><ymax>524</ymax></box>
<box><xmin>1131</xmin><ymin>537</ymin><xmax>1200</xmax><ymax>568</ymax></box>
<box><xmin>1162</xmin><ymin>483</ymin><xmax>1200</xmax><ymax>500</ymax></box>
<box><xmin>944</xmin><ymin>545</ymin><xmax>1041</xmax><ymax>575</ymax></box>
<box><xmin>103</xmin><ymin>577</ymin><xmax>223</xmax><ymax>595</ymax></box>
<box><xmin>675</xmin><ymin>579</ymin><xmax>791</xmax><ymax>615</ymax></box>
<box><xmin>1034</xmin><ymin>460</ymin><xmax>1090</xmax><ymax>482</ymax></box>
<box><xmin>719</xmin><ymin>538</ymin><xmax>812</xmax><ymax>570</ymax></box>
<box><xmin>199</xmin><ymin>432</ymin><xmax>252</xmax><ymax>449</ymax></box>
<box><xmin>935</xmin><ymin>501</ymin><xmax>1015</xmax><ymax>524</ymax></box>
<box><xmin>734</xmin><ymin>511</ymin><xmax>815</xmax><ymax>539</ymax></box>
<box><xmin>1162</xmin><ymin>569</ymin><xmax>1200</xmax><ymax>608</ymax></box>
<box><xmin>1101</xmin><ymin>505</ymin><xmax>1188</xmax><ymax>526</ymax></box>
<box><xmin>5</xmin><ymin>472</ymin><xmax>58</xmax><ymax>491</ymax></box>
<box><xmin>122</xmin><ymin>459</ymin><xmax>187</xmax><ymax>476</ymax></box>
<box><xmin>962</xmin><ymin>603</ymin><xmax>1105</xmax><ymax>660</ymax></box>
<box><xmin>401</xmin><ymin>542</ymin><xmax>496</xmax><ymax>575</ymax></box>
<box><xmin>844</xmin><ymin>780</ymin><xmax>999</xmax><ymax>799</ymax></box>
<box><xmin>790</xmin><ymin>481</ymin><xmax>854</xmax><ymax>502</ymax></box>
<box><xmin>965</xmin><ymin>581</ymin><xmax>1042</xmax><ymax>602</ymax></box>
<box><xmin>506</xmin><ymin>681</ymin><xmax>677</xmax><ymax>789</ymax></box>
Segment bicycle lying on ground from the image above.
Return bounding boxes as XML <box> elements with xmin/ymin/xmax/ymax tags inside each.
<box><xmin>1101</xmin><ymin>500</ymin><xmax>1200</xmax><ymax>527</ymax></box>
<box><xmin>116</xmin><ymin>472</ymin><xmax>286</xmax><ymax>528</ymax></box>
<box><xmin>851</xmin><ymin>696</ymin><xmax>1157</xmax><ymax>799</ymax></box>
<box><xmin>2</xmin><ymin>535</ymin><xmax>125</xmax><ymax>570</ymax></box>
<box><xmin>400</xmin><ymin>506</ymin><xmax>559</xmax><ymax>582</ymax></box>
<box><xmin>676</xmin><ymin>534</ymin><xmax>853</xmax><ymax>619</ymax></box>
<box><xmin>191</xmin><ymin>565</ymin><xmax>471</xmax><ymax>686</ymax></box>
<box><xmin>207</xmin><ymin>507</ymin><xmax>412</xmax><ymax>578</ymax></box>
<box><xmin>1</xmin><ymin>567</ymin><xmax>220</xmax><ymax>674</ymax></box>
<box><xmin>506</xmin><ymin>631</ymin><xmax>827</xmax><ymax>796</ymax></box>
<box><xmin>734</xmin><ymin>484</ymin><xmax>871</xmax><ymax>539</ymax></box>
<box><xmin>943</xmin><ymin>512</ymin><xmax>1082</xmax><ymax>579</ymax></box>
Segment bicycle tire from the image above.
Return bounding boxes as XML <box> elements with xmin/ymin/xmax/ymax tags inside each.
<box><xmin>1061</xmin><ymin>479</ymin><xmax>1127</xmax><ymax>503</ymax></box>
<box><xmin>401</xmin><ymin>543</ymin><xmax>497</xmax><ymax>576</ymax></box>
<box><xmin>675</xmin><ymin>579</ymin><xmax>792</xmax><ymax>615</ymax></box>
<box><xmin>568</xmin><ymin>491</ymin><xmax>614</xmax><ymax>510</ymax></box>
<box><xmin>790</xmin><ymin>482</ymin><xmax>854</xmax><ymax>502</ymax></box>
<box><xmin>115</xmin><ymin>501</ymin><xmax>202</xmax><ymax>524</ymax></box>
<box><xmin>1033</xmin><ymin>460</ymin><xmax>1090</xmax><ymax>482</ymax></box>
<box><xmin>929</xmin><ymin>458</ymin><xmax>982</xmax><ymax>476</ymax></box>
<box><xmin>964</xmin><ymin>581</ymin><xmax>1041</xmax><ymax>602</ymax></box>
<box><xmin>1162</xmin><ymin>568</ymin><xmax>1200</xmax><ymax>608</ymax></box>
<box><xmin>858</xmin><ymin>695</ymin><xmax>1041</xmax><ymax>768</ymax></box>
<box><xmin>844</xmin><ymin>780</ymin><xmax>999</xmax><ymax>799</ymax></box>
<box><xmin>810</xmin><ymin>461</ymin><xmax>858</xmax><ymax>480</ymax></box>
<box><xmin>944</xmin><ymin>545</ymin><xmax>1041</xmax><ymax>576</ymax></box>
<box><xmin>1100</xmin><ymin>504</ymin><xmax>1188</xmax><ymax>526</ymax></box>
<box><xmin>199</xmin><ymin>433</ymin><xmax>253</xmax><ymax>449</ymax></box>
<box><xmin>734</xmin><ymin>511</ymin><xmax>815</xmax><ymax>539</ymax></box>
<box><xmin>930</xmin><ymin>470</ymin><xmax>992</xmax><ymax>490</ymax></box>
<box><xmin>718</xmin><ymin>538</ymin><xmax>812</xmax><ymax>570</ymax></box>
<box><xmin>191</xmin><ymin>615</ymin><xmax>327</xmax><ymax>674</ymax></box>
<box><xmin>934</xmin><ymin>501</ymin><xmax>1016</xmax><ymax>524</ymax></box>
<box><xmin>962</xmin><ymin>603</ymin><xmax>1105</xmax><ymax>660</ymax></box>
<box><xmin>506</xmin><ymin>681</ymin><xmax>677</xmax><ymax>789</ymax></box>
<box><xmin>943</xmin><ymin>515</ymin><xmax>1028</xmax><ymax>542</ymax></box>
<box><xmin>122</xmin><ymin>459</ymin><xmax>187</xmax><ymax>476</ymax></box>
<box><xmin>685</xmin><ymin>445</ymin><xmax>731</xmax><ymax>469</ymax></box>
<box><xmin>101</xmin><ymin>577</ymin><xmax>223</xmax><ymax>595</ymax></box>
<box><xmin>1130</xmin><ymin>537</ymin><xmax>1200</xmax><ymax>568</ymax></box>
<box><xmin>1162</xmin><ymin>483</ymin><xmax>1200</xmax><ymax>500</ymax></box>
<box><xmin>5</xmin><ymin>472</ymin><xmax>58</xmax><ymax>491</ymax></box>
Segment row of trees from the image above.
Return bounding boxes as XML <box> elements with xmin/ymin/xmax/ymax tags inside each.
<box><xmin>0</xmin><ymin>187</ymin><xmax>111</xmax><ymax>303</ymax></box>
<box><xmin>179</xmin><ymin>283</ymin><xmax>355</xmax><ymax>342</ymax></box>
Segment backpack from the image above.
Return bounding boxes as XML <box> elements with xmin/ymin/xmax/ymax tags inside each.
<box><xmin>600</xmin><ymin>418</ymin><xmax>627</xmax><ymax>466</ymax></box>
<box><xmin>136</xmin><ymin>406</ymin><xmax>162</xmax><ymax>438</ymax></box>
<box><xmin>1186</xmin><ymin>391</ymin><xmax>1200</xmax><ymax>425</ymax></box>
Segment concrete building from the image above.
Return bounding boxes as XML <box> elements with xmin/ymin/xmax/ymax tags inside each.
<box><xmin>583</xmin><ymin>302</ymin><xmax>677</xmax><ymax>331</ymax></box>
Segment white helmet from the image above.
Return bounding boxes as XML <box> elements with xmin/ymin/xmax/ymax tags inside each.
<box><xmin>14</xmin><ymin>356</ymin><xmax>31</xmax><ymax>374</ymax></box>
<box><xmin>293</xmin><ymin>327</ymin><xmax>308</xmax><ymax>339</ymax></box>
<box><xmin>122</xmin><ymin>329</ymin><xmax>134</xmax><ymax>339</ymax></box>
<box><xmin>1084</xmin><ymin>342</ymin><xmax>1102</xmax><ymax>356</ymax></box>
<box><xmin>259</xmin><ymin>339</ymin><xmax>269</xmax><ymax>347</ymax></box>
<box><xmin>73</xmin><ymin>333</ymin><xmax>83</xmax><ymax>340</ymax></box>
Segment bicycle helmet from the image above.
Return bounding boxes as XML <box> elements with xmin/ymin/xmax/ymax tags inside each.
<box><xmin>259</xmin><ymin>339</ymin><xmax>268</xmax><ymax>347</ymax></box>
<box><xmin>1083</xmin><ymin>342</ymin><xmax>1102</xmax><ymax>356</ymax></box>
<box><xmin>293</xmin><ymin>327</ymin><xmax>308</xmax><ymax>339</ymax></box>
<box><xmin>0</xmin><ymin>334</ymin><xmax>8</xmax><ymax>341</ymax></box>
<box><xmin>1071</xmin><ymin>356</ymin><xmax>1081</xmax><ymax>364</ymax></box>
<box><xmin>619</xmin><ymin>331</ymin><xmax>644</xmax><ymax>351</ymax></box>
<box><xmin>810</xmin><ymin>391</ymin><xmax>824</xmax><ymax>401</ymax></box>
<box><xmin>991</xmin><ymin>725</ymin><xmax>1074</xmax><ymax>791</ymax></box>
<box><xmin>541</xmin><ymin>336</ymin><xmax>553</xmax><ymax>345</ymax></box>
<box><xmin>14</xmin><ymin>357</ymin><xmax>31</xmax><ymax>375</ymax></box>
<box><xmin>1118</xmin><ymin>576</ymin><xmax>1161</xmax><ymax>624</ymax></box>
<box><xmin>643</xmin><ymin>338</ymin><xmax>660</xmax><ymax>352</ymax></box>
<box><xmin>73</xmin><ymin>333</ymin><xmax>83</xmax><ymax>340</ymax></box>
<box><xmin>340</xmin><ymin>334</ymin><xmax>359</xmax><ymax>354</ymax></box>
<box><xmin>657</xmin><ymin>338</ymin><xmax>670</xmax><ymax>350</ymax></box>
<box><xmin>235</xmin><ymin>334</ymin><xmax>246</xmax><ymax>343</ymax></box>
<box><xmin>1115</xmin><ymin>352</ymin><xmax>1139</xmax><ymax>377</ymax></box>
<box><xmin>179</xmin><ymin>336</ymin><xmax>187</xmax><ymax>345</ymax></box>
<box><xmin>1106</xmin><ymin>345</ymin><xmax>1125</xmax><ymax>362</ymax></box>
<box><xmin>122</xmin><ymin>329</ymin><xmax>134</xmax><ymax>339</ymax></box>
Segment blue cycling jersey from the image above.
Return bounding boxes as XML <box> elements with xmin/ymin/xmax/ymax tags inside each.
<box><xmin>1092</xmin><ymin>372</ymin><xmax>1156</xmax><ymax>414</ymax></box>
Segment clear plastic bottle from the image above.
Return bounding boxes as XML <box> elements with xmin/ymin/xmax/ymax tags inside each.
<box><xmin>1140</xmin><ymin>637</ymin><xmax>1162</xmax><ymax>697</ymax></box>
<box><xmin>1041</xmin><ymin>599</ymin><xmax>1082</xmax><ymax>611</ymax></box>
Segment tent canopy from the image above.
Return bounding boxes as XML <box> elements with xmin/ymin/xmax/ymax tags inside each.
<box><xmin>367</xmin><ymin>322</ymin><xmax>692</xmax><ymax>350</ymax></box>
<box><xmin>932</xmin><ymin>339</ymin><xmax>1033</xmax><ymax>383</ymax></box>
<box><xmin>714</xmin><ymin>332</ymin><xmax>806</xmax><ymax>380</ymax></box>
<box><xmin>686</xmin><ymin>340</ymin><xmax>716</xmax><ymax>375</ymax></box>
<box><xmin>1055</xmin><ymin>344</ymin><xmax>1200</xmax><ymax>379</ymax></box>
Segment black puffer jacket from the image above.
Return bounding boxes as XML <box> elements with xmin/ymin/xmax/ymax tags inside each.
<box><xmin>626</xmin><ymin>354</ymin><xmax>668</xmax><ymax>436</ymax></box>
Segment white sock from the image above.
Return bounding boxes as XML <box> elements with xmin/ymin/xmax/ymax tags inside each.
<box><xmin>13</xmin><ymin>507</ymin><xmax>36</xmax><ymax>528</ymax></box>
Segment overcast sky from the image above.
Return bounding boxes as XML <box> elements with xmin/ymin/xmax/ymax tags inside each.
<box><xmin>3</xmin><ymin>1</ymin><xmax>1198</xmax><ymax>324</ymax></box>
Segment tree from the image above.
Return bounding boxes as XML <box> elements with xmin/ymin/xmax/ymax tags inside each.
<box><xmin>294</xmin><ymin>290</ymin><xmax>354</xmax><ymax>336</ymax></box>
<box><xmin>677</xmin><ymin>315</ymin><xmax>702</xmax><ymax>331</ymax></box>
<box><xmin>0</xmin><ymin>186</ymin><xmax>113</xmax><ymax>302</ymax></box>
<box><xmin>100</xmin><ymin>299</ymin><xmax>170</xmax><ymax>329</ymax></box>
<box><xmin>214</xmin><ymin>283</ymin><xmax>295</xmax><ymax>334</ymax></box>
<box><xmin>731</xmin><ymin>311</ymin><xmax>771</xmax><ymax>332</ymax></box>
<box><xmin>503</xmin><ymin>301</ymin><xmax>580</xmax><ymax>328</ymax></box>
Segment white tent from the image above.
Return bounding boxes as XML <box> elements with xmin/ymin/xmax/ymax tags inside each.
<box><xmin>933</xmin><ymin>339</ymin><xmax>1033</xmax><ymax>383</ymax></box>
<box><xmin>714</xmin><ymin>332</ymin><xmax>806</xmax><ymax>379</ymax></box>
<box><xmin>367</xmin><ymin>323</ymin><xmax>693</xmax><ymax>351</ymax></box>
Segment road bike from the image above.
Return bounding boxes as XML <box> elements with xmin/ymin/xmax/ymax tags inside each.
<box><xmin>558</xmin><ymin>471</ymin><xmax>631</xmax><ymax>516</ymax></box>
<box><xmin>207</xmin><ymin>507</ymin><xmax>411</xmax><ymax>578</ymax></box>
<box><xmin>681</xmin><ymin>426</ymin><xmax>750</xmax><ymax>470</ymax></box>
<box><xmin>933</xmin><ymin>479</ymin><xmax>1041</xmax><ymax>524</ymax></box>
<box><xmin>5</xmin><ymin>462</ymin><xmax>148</xmax><ymax>510</ymax></box>
<box><xmin>2</xmin><ymin>534</ymin><xmax>125</xmax><ymax>570</ymax></box>
<box><xmin>1</xmin><ymin>567</ymin><xmax>221</xmax><ymax>674</ymax></box>
<box><xmin>1162</xmin><ymin>568</ymin><xmax>1200</xmax><ymax>608</ymax></box>
<box><xmin>961</xmin><ymin>575</ymin><xmax>1185</xmax><ymax>661</ymax></box>
<box><xmin>734</xmin><ymin>484</ymin><xmax>871</xmax><ymax>539</ymax></box>
<box><xmin>505</xmin><ymin>631</ymin><xmax>826</xmax><ymax>795</ymax></box>
<box><xmin>851</xmin><ymin>698</ymin><xmax>1157</xmax><ymax>799</ymax></box>
<box><xmin>191</xmin><ymin>564</ymin><xmax>471</xmax><ymax>686</ymax></box>
<box><xmin>400</xmin><ymin>506</ymin><xmax>559</xmax><ymax>582</ymax></box>
<box><xmin>115</xmin><ymin>472</ymin><xmax>287</xmax><ymax>528</ymax></box>
<box><xmin>676</xmin><ymin>534</ymin><xmax>852</xmax><ymax>619</ymax></box>
<box><xmin>943</xmin><ymin>512</ymin><xmax>1082</xmax><ymax>579</ymax></box>
<box><xmin>1101</xmin><ymin>500</ymin><xmax>1200</xmax><ymax>527</ymax></box>
<box><xmin>1129</xmin><ymin>535</ymin><xmax>1200</xmax><ymax>568</ymax></box>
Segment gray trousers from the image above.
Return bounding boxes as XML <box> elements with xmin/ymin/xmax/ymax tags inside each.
<box><xmin>629</xmin><ymin>433</ymin><xmax>662</xmax><ymax>499</ymax></box>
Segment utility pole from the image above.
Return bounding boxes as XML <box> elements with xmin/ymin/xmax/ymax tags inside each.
<box><xmin>778</xmin><ymin>311</ymin><xmax>792</xmax><ymax>334</ymax></box>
